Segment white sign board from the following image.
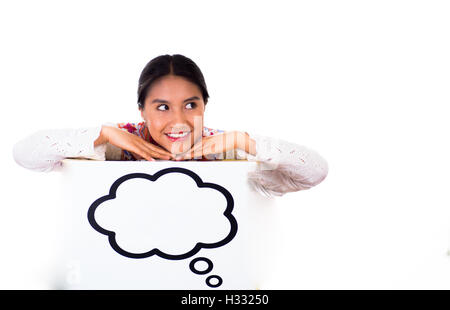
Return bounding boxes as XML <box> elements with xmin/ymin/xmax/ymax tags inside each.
<box><xmin>52</xmin><ymin>159</ymin><xmax>279</xmax><ymax>289</ymax></box>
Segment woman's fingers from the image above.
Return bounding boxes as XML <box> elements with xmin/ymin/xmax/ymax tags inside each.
<box><xmin>125</xmin><ymin>131</ymin><xmax>237</xmax><ymax>162</ymax></box>
<box><xmin>107</xmin><ymin>127</ymin><xmax>173</xmax><ymax>161</ymax></box>
<box><xmin>141</xmin><ymin>141</ymin><xmax>175</xmax><ymax>160</ymax></box>
<box><xmin>137</xmin><ymin>144</ymin><xmax>169</xmax><ymax>161</ymax></box>
<box><xmin>179</xmin><ymin>134</ymin><xmax>230</xmax><ymax>160</ymax></box>
<box><xmin>132</xmin><ymin>132</ymin><xmax>234</xmax><ymax>162</ymax></box>
<box><xmin>127</xmin><ymin>138</ymin><xmax>167</xmax><ymax>161</ymax></box>
<box><xmin>175</xmin><ymin>141</ymin><xmax>205</xmax><ymax>160</ymax></box>
<box><xmin>142</xmin><ymin>141</ymin><xmax>176</xmax><ymax>159</ymax></box>
<box><xmin>130</xmin><ymin>150</ymin><xmax>154</xmax><ymax>161</ymax></box>
<box><xmin>131</xmin><ymin>148</ymin><xmax>155</xmax><ymax>161</ymax></box>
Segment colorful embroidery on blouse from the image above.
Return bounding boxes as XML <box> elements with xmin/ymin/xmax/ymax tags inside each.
<box><xmin>116</xmin><ymin>122</ymin><xmax>225</xmax><ymax>161</ymax></box>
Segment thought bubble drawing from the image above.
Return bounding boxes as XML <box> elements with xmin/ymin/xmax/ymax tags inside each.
<box><xmin>87</xmin><ymin>167</ymin><xmax>237</xmax><ymax>288</ymax></box>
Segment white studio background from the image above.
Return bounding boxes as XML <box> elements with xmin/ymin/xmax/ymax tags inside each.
<box><xmin>1</xmin><ymin>0</ymin><xmax>450</xmax><ymax>289</ymax></box>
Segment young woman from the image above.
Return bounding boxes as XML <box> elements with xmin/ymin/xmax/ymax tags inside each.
<box><xmin>12</xmin><ymin>54</ymin><xmax>329</xmax><ymax>197</ymax></box>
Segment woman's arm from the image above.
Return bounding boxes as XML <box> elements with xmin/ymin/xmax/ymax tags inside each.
<box><xmin>235</xmin><ymin>132</ymin><xmax>329</xmax><ymax>197</ymax></box>
<box><xmin>94</xmin><ymin>125</ymin><xmax>109</xmax><ymax>147</ymax></box>
<box><xmin>12</xmin><ymin>125</ymin><xmax>108</xmax><ymax>172</ymax></box>
<box><xmin>12</xmin><ymin>123</ymin><xmax>175</xmax><ymax>172</ymax></box>
<box><xmin>174</xmin><ymin>129</ymin><xmax>328</xmax><ymax>197</ymax></box>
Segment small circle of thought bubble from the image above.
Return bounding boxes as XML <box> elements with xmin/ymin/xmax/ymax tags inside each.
<box><xmin>87</xmin><ymin>167</ymin><xmax>238</xmax><ymax>261</ymax></box>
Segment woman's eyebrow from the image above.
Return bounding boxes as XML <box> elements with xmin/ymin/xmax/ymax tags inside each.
<box><xmin>151</xmin><ymin>96</ymin><xmax>200</xmax><ymax>104</ymax></box>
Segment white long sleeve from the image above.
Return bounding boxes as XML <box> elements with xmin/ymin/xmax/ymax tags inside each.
<box><xmin>12</xmin><ymin>126</ymin><xmax>108</xmax><ymax>172</ymax></box>
<box><xmin>236</xmin><ymin>132</ymin><xmax>329</xmax><ymax>197</ymax></box>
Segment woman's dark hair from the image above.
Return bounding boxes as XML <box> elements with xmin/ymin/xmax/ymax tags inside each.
<box><xmin>137</xmin><ymin>54</ymin><xmax>209</xmax><ymax>109</ymax></box>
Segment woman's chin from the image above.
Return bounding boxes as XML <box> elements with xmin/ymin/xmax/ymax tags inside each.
<box><xmin>162</xmin><ymin>143</ymin><xmax>192</xmax><ymax>156</ymax></box>
<box><xmin>165</xmin><ymin>139</ymin><xmax>196</xmax><ymax>153</ymax></box>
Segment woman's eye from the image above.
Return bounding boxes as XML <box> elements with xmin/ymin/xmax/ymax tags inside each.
<box><xmin>157</xmin><ymin>104</ymin><xmax>169</xmax><ymax>111</ymax></box>
<box><xmin>186</xmin><ymin>102</ymin><xmax>196</xmax><ymax>109</ymax></box>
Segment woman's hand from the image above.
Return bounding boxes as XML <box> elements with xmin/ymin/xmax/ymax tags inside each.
<box><xmin>174</xmin><ymin>131</ymin><xmax>256</xmax><ymax>160</ymax></box>
<box><xmin>99</xmin><ymin>126</ymin><xmax>176</xmax><ymax>161</ymax></box>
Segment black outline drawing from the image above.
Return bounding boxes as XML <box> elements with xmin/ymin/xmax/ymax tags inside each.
<box><xmin>189</xmin><ymin>257</ymin><xmax>214</xmax><ymax>275</ymax></box>
<box><xmin>87</xmin><ymin>167</ymin><xmax>238</xmax><ymax>261</ymax></box>
<box><xmin>206</xmin><ymin>275</ymin><xmax>223</xmax><ymax>288</ymax></box>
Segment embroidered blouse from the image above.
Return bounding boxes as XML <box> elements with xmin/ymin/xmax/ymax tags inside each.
<box><xmin>12</xmin><ymin>122</ymin><xmax>329</xmax><ymax>197</ymax></box>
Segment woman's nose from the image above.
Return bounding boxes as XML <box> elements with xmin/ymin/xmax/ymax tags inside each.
<box><xmin>169</xmin><ymin>109</ymin><xmax>189</xmax><ymax>130</ymax></box>
<box><xmin>172</xmin><ymin>109</ymin><xmax>188</xmax><ymax>124</ymax></box>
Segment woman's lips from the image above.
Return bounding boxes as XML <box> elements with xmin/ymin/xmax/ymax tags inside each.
<box><xmin>165</xmin><ymin>131</ymin><xmax>190</xmax><ymax>142</ymax></box>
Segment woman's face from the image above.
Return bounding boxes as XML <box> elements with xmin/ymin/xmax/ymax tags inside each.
<box><xmin>140</xmin><ymin>74</ymin><xmax>205</xmax><ymax>155</ymax></box>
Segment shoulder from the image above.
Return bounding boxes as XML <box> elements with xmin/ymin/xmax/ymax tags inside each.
<box><xmin>116</xmin><ymin>121</ymin><xmax>147</xmax><ymax>136</ymax></box>
<box><xmin>117</xmin><ymin>122</ymin><xmax>138</xmax><ymax>133</ymax></box>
